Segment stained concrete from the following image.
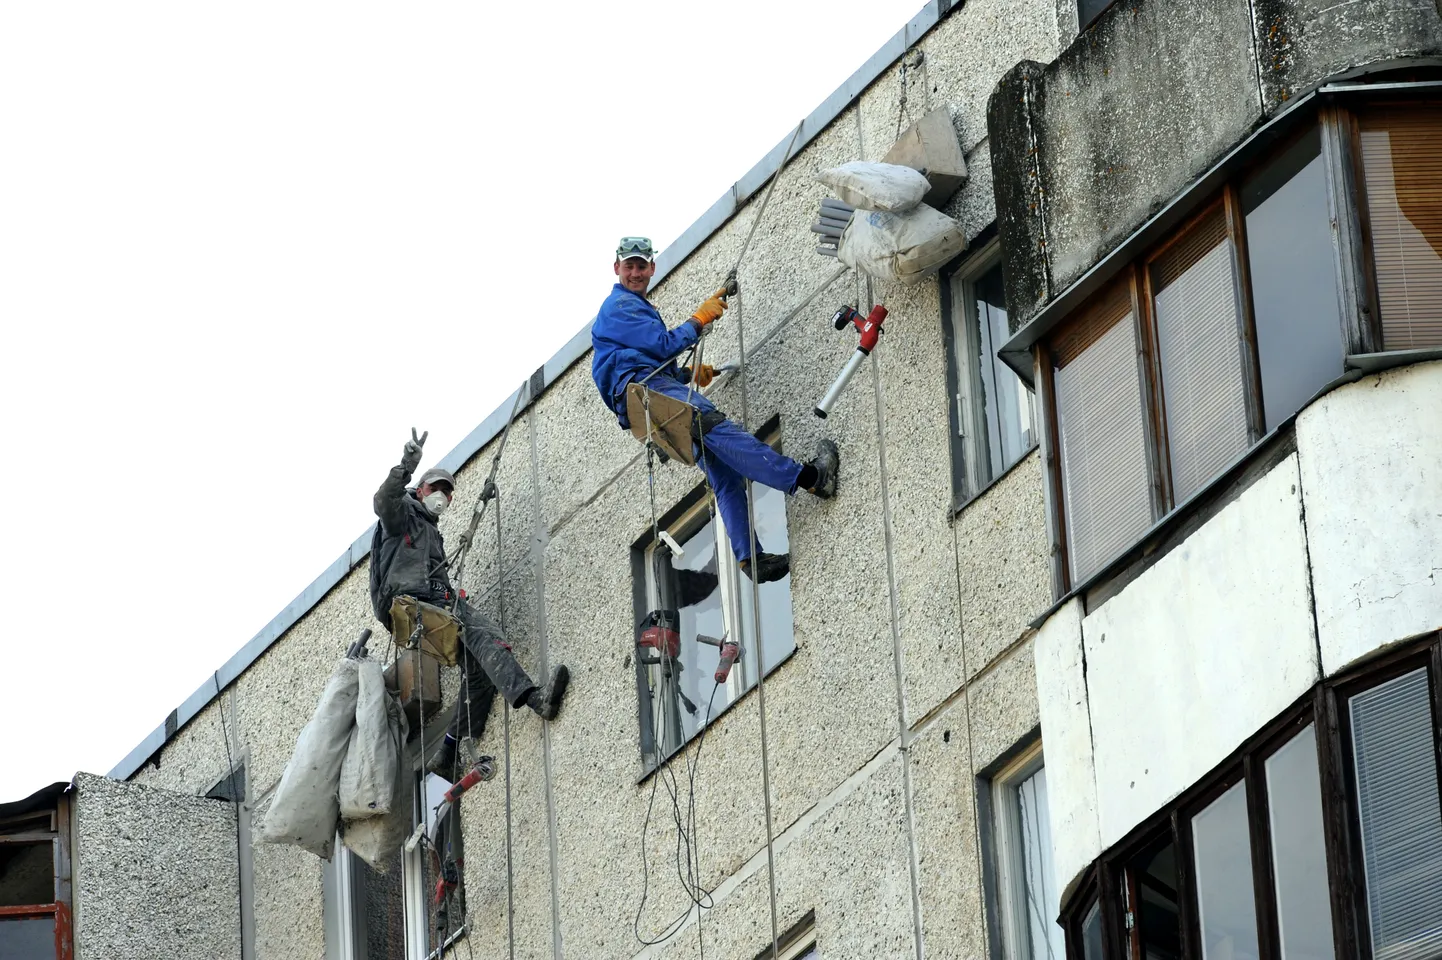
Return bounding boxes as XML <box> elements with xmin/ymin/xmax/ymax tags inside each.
<box><xmin>1082</xmin><ymin>455</ymin><xmax>1319</xmax><ymax>849</ymax></box>
<box><xmin>1296</xmin><ymin>361</ymin><xmax>1442</xmax><ymax>675</ymax></box>
<box><xmin>73</xmin><ymin>772</ymin><xmax>241</xmax><ymax>960</ymax></box>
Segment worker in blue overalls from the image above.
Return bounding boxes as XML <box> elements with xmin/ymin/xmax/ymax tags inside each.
<box><xmin>591</xmin><ymin>236</ymin><xmax>840</xmax><ymax>583</ymax></box>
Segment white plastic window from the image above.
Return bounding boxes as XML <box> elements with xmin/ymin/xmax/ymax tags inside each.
<box><xmin>993</xmin><ymin>744</ymin><xmax>1064</xmax><ymax>960</ymax></box>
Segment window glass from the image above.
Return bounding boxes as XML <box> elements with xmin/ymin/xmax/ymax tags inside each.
<box><xmin>642</xmin><ymin>483</ymin><xmax>796</xmax><ymax>764</ymax></box>
<box><xmin>1053</xmin><ymin>282</ymin><xmax>1153</xmax><ymax>582</ymax></box>
<box><xmin>1129</xmin><ymin>839</ymin><xmax>1182</xmax><ymax>960</ymax></box>
<box><xmin>1360</xmin><ymin>105</ymin><xmax>1442</xmax><ymax>351</ymax></box>
<box><xmin>1243</xmin><ymin>126</ymin><xmax>1345</xmax><ymax>430</ymax></box>
<box><xmin>1014</xmin><ymin>766</ymin><xmax>1064</xmax><ymax>960</ymax></box>
<box><xmin>1080</xmin><ymin>901</ymin><xmax>1104</xmax><ymax>960</ymax></box>
<box><xmin>1264</xmin><ymin>724</ymin><xmax>1335</xmax><ymax>960</ymax></box>
<box><xmin>951</xmin><ymin>254</ymin><xmax>1037</xmax><ymax>501</ymax></box>
<box><xmin>350</xmin><ymin>846</ymin><xmax>405</xmax><ymax>958</ymax></box>
<box><xmin>1078</xmin><ymin>0</ymin><xmax>1112</xmax><ymax>29</ymax></box>
<box><xmin>1151</xmin><ymin>208</ymin><xmax>1251</xmax><ymax>501</ymax></box>
<box><xmin>1349</xmin><ymin>667</ymin><xmax>1442</xmax><ymax>960</ymax></box>
<box><xmin>0</xmin><ymin>917</ymin><xmax>53</xmax><ymax>956</ymax></box>
<box><xmin>1191</xmin><ymin>781</ymin><xmax>1260</xmax><ymax>960</ymax></box>
<box><xmin>0</xmin><ymin>842</ymin><xmax>54</xmax><ymax>906</ymax></box>
<box><xmin>418</xmin><ymin>772</ymin><xmax>466</xmax><ymax>951</ymax></box>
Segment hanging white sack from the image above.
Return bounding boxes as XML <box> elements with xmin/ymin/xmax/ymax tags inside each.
<box><xmin>838</xmin><ymin>204</ymin><xmax>966</xmax><ymax>284</ymax></box>
<box><xmin>260</xmin><ymin>658</ymin><xmax>360</xmax><ymax>859</ymax></box>
<box><xmin>816</xmin><ymin>161</ymin><xmax>931</xmax><ymax>213</ymax></box>
<box><xmin>338</xmin><ymin>659</ymin><xmax>399</xmax><ymax>820</ymax></box>
<box><xmin>341</xmin><ymin>692</ymin><xmax>411</xmax><ymax>871</ymax></box>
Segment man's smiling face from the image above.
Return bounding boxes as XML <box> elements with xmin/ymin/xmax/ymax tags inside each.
<box><xmin>615</xmin><ymin>255</ymin><xmax>655</xmax><ymax>294</ymax></box>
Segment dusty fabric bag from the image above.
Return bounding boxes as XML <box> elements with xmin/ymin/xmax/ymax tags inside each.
<box><xmin>838</xmin><ymin>204</ymin><xmax>966</xmax><ymax>283</ymax></box>
<box><xmin>260</xmin><ymin>659</ymin><xmax>360</xmax><ymax>859</ymax></box>
<box><xmin>817</xmin><ymin>161</ymin><xmax>931</xmax><ymax>213</ymax></box>
<box><xmin>341</xmin><ymin>693</ymin><xmax>410</xmax><ymax>871</ymax></box>
<box><xmin>338</xmin><ymin>659</ymin><xmax>399</xmax><ymax>820</ymax></box>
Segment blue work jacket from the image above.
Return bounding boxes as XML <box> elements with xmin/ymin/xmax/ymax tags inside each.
<box><xmin>591</xmin><ymin>283</ymin><xmax>701</xmax><ymax>428</ymax></box>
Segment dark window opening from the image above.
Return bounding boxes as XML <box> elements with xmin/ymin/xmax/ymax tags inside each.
<box><xmin>1078</xmin><ymin>0</ymin><xmax>1115</xmax><ymax>30</ymax></box>
<box><xmin>1126</xmin><ymin>838</ymin><xmax>1182</xmax><ymax>960</ymax></box>
<box><xmin>349</xmin><ymin>847</ymin><xmax>405</xmax><ymax>960</ymax></box>
<box><xmin>0</xmin><ymin>842</ymin><xmax>54</xmax><ymax>907</ymax></box>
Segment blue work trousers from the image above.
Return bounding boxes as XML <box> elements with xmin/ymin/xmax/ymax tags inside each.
<box><xmin>643</xmin><ymin>375</ymin><xmax>804</xmax><ymax>562</ymax></box>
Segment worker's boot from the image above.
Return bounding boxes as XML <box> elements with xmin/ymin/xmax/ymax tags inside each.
<box><xmin>526</xmin><ymin>665</ymin><xmax>571</xmax><ymax>722</ymax></box>
<box><xmin>425</xmin><ymin>736</ymin><xmax>458</xmax><ymax>779</ymax></box>
<box><xmin>805</xmin><ymin>439</ymin><xmax>840</xmax><ymax>499</ymax></box>
<box><xmin>739</xmin><ymin>552</ymin><xmax>791</xmax><ymax>584</ymax></box>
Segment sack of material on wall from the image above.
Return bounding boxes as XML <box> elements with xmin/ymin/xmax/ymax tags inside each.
<box><xmin>340</xmin><ymin>693</ymin><xmax>410</xmax><ymax>872</ymax></box>
<box><xmin>337</xmin><ymin>659</ymin><xmax>400</xmax><ymax>820</ymax></box>
<box><xmin>816</xmin><ymin>161</ymin><xmax>931</xmax><ymax>213</ymax></box>
<box><xmin>259</xmin><ymin>658</ymin><xmax>359</xmax><ymax>859</ymax></box>
<box><xmin>838</xmin><ymin>204</ymin><xmax>966</xmax><ymax>284</ymax></box>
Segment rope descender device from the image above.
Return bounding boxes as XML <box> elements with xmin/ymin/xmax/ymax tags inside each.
<box><xmin>815</xmin><ymin>303</ymin><xmax>888</xmax><ymax>418</ymax></box>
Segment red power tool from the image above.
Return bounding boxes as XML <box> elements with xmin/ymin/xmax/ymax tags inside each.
<box><xmin>815</xmin><ymin>303</ymin><xmax>888</xmax><ymax>418</ymax></box>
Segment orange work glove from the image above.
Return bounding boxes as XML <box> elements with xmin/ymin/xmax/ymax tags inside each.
<box><xmin>690</xmin><ymin>287</ymin><xmax>730</xmax><ymax>328</ymax></box>
<box><xmin>688</xmin><ymin>364</ymin><xmax>717</xmax><ymax>388</ymax></box>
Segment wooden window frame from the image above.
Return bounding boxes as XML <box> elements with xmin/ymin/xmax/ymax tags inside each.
<box><xmin>0</xmin><ymin>794</ymin><xmax>74</xmax><ymax>960</ymax></box>
<box><xmin>1060</xmin><ymin>632</ymin><xmax>1442</xmax><ymax>960</ymax></box>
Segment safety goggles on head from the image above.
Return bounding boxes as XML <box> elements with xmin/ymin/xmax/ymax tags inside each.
<box><xmin>615</xmin><ymin>236</ymin><xmax>655</xmax><ymax>262</ymax></box>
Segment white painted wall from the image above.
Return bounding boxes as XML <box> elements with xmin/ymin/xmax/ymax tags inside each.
<box><xmin>1298</xmin><ymin>360</ymin><xmax>1442</xmax><ymax>674</ymax></box>
<box><xmin>1081</xmin><ymin>454</ymin><xmax>1319</xmax><ymax>849</ymax></box>
<box><xmin>1032</xmin><ymin>598</ymin><xmax>1101</xmax><ymax>897</ymax></box>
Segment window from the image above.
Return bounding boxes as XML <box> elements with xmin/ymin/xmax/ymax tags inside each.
<box><xmin>1348</xmin><ymin>668</ymin><xmax>1442</xmax><ymax>960</ymax></box>
<box><xmin>0</xmin><ymin>789</ymin><xmax>72</xmax><ymax>960</ymax></box>
<box><xmin>325</xmin><ymin>771</ymin><xmax>466</xmax><ymax>960</ymax></box>
<box><xmin>1077</xmin><ymin>0</ymin><xmax>1114</xmax><ymax>30</ymax></box>
<box><xmin>1358</xmin><ymin>104</ymin><xmax>1442</xmax><ymax>352</ymax></box>
<box><xmin>991</xmin><ymin>744</ymin><xmax>1064</xmax><ymax>960</ymax></box>
<box><xmin>1060</xmin><ymin>633</ymin><xmax>1442</xmax><ymax>960</ymax></box>
<box><xmin>635</xmin><ymin>475</ymin><xmax>796</xmax><ymax>768</ymax></box>
<box><xmin>1041</xmin><ymin>118</ymin><xmax>1363</xmax><ymax>588</ymax></box>
<box><xmin>756</xmin><ymin>912</ymin><xmax>819</xmax><ymax>960</ymax></box>
<box><xmin>947</xmin><ymin>244</ymin><xmax>1039</xmax><ymax>504</ymax></box>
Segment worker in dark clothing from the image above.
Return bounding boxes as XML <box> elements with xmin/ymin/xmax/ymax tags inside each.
<box><xmin>370</xmin><ymin>433</ymin><xmax>570</xmax><ymax>777</ymax></box>
<box><xmin>592</xmin><ymin>236</ymin><xmax>840</xmax><ymax>583</ymax></box>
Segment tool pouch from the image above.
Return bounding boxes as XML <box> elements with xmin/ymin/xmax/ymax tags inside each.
<box><xmin>626</xmin><ymin>383</ymin><xmax>699</xmax><ymax>467</ymax></box>
<box><xmin>388</xmin><ymin>595</ymin><xmax>462</xmax><ymax>667</ymax></box>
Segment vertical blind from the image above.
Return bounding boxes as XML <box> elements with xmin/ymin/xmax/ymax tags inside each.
<box><xmin>1360</xmin><ymin>106</ymin><xmax>1442</xmax><ymax>351</ymax></box>
<box><xmin>1053</xmin><ymin>281</ymin><xmax>1153</xmax><ymax>583</ymax></box>
<box><xmin>1151</xmin><ymin>209</ymin><xmax>1251</xmax><ymax>503</ymax></box>
<box><xmin>1349</xmin><ymin>667</ymin><xmax>1442</xmax><ymax>960</ymax></box>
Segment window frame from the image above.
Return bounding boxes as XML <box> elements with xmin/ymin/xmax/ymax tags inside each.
<box><xmin>942</xmin><ymin>236</ymin><xmax>1041</xmax><ymax>511</ymax></box>
<box><xmin>1061</xmin><ymin>631</ymin><xmax>1442</xmax><ymax>960</ymax></box>
<box><xmin>0</xmin><ymin>793</ymin><xmax>73</xmax><ymax>960</ymax></box>
<box><xmin>987</xmin><ymin>741</ymin><xmax>1065</xmax><ymax>960</ymax></box>
<box><xmin>631</xmin><ymin>421</ymin><xmax>799</xmax><ymax>775</ymax></box>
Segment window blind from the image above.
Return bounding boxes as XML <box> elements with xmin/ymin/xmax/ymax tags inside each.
<box><xmin>1053</xmin><ymin>282</ymin><xmax>1153</xmax><ymax>583</ymax></box>
<box><xmin>1360</xmin><ymin>106</ymin><xmax>1442</xmax><ymax>351</ymax></box>
<box><xmin>1349</xmin><ymin>667</ymin><xmax>1442</xmax><ymax>960</ymax></box>
<box><xmin>1151</xmin><ymin>209</ymin><xmax>1251</xmax><ymax>503</ymax></box>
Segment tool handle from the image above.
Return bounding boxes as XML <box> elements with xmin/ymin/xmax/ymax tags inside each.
<box><xmin>444</xmin><ymin>767</ymin><xmax>484</xmax><ymax>803</ymax></box>
<box><xmin>715</xmin><ymin>641</ymin><xmax>741</xmax><ymax>683</ymax></box>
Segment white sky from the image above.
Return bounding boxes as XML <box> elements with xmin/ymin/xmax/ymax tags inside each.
<box><xmin>0</xmin><ymin>1</ymin><xmax>924</xmax><ymax>801</ymax></box>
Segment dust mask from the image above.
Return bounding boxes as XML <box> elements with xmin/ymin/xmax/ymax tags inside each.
<box><xmin>422</xmin><ymin>491</ymin><xmax>450</xmax><ymax>517</ymax></box>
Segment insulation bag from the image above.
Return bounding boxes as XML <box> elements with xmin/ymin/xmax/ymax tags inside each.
<box><xmin>838</xmin><ymin>204</ymin><xmax>966</xmax><ymax>284</ymax></box>
<box><xmin>338</xmin><ymin>659</ymin><xmax>401</xmax><ymax>820</ymax></box>
<box><xmin>340</xmin><ymin>692</ymin><xmax>411</xmax><ymax>872</ymax></box>
<box><xmin>816</xmin><ymin>161</ymin><xmax>931</xmax><ymax>213</ymax></box>
<box><xmin>259</xmin><ymin>658</ymin><xmax>360</xmax><ymax>859</ymax></box>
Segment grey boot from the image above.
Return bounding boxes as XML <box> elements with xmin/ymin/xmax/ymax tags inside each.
<box><xmin>740</xmin><ymin>552</ymin><xmax>791</xmax><ymax>584</ymax></box>
<box><xmin>526</xmin><ymin>666</ymin><xmax>571</xmax><ymax>722</ymax></box>
<box><xmin>425</xmin><ymin>737</ymin><xmax>458</xmax><ymax>778</ymax></box>
<box><xmin>806</xmin><ymin>439</ymin><xmax>840</xmax><ymax>499</ymax></box>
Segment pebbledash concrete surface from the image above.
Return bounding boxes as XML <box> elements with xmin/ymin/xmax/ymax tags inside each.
<box><xmin>51</xmin><ymin>0</ymin><xmax>1442</xmax><ymax>957</ymax></box>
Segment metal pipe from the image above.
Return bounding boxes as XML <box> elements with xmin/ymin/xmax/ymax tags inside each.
<box><xmin>815</xmin><ymin>246</ymin><xmax>838</xmax><ymax>258</ymax></box>
<box><xmin>814</xmin><ymin>348</ymin><xmax>868</xmax><ymax>418</ymax></box>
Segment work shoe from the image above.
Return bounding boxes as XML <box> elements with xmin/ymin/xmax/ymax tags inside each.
<box><xmin>806</xmin><ymin>439</ymin><xmax>840</xmax><ymax>499</ymax></box>
<box><xmin>739</xmin><ymin>552</ymin><xmax>791</xmax><ymax>584</ymax></box>
<box><xmin>527</xmin><ymin>665</ymin><xmax>571</xmax><ymax>721</ymax></box>
<box><xmin>425</xmin><ymin>737</ymin><xmax>458</xmax><ymax>779</ymax></box>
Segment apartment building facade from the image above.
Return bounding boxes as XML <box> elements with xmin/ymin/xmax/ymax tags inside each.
<box><xmin>5</xmin><ymin>0</ymin><xmax>1439</xmax><ymax>958</ymax></box>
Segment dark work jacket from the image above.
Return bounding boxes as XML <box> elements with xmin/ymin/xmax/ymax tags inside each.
<box><xmin>590</xmin><ymin>283</ymin><xmax>701</xmax><ymax>429</ymax></box>
<box><xmin>369</xmin><ymin>464</ymin><xmax>449</xmax><ymax>629</ymax></box>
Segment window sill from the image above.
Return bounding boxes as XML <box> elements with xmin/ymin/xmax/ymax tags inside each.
<box><xmin>635</xmin><ymin>646</ymin><xmax>798</xmax><ymax>786</ymax></box>
<box><xmin>950</xmin><ymin>444</ymin><xmax>1041</xmax><ymax>520</ymax></box>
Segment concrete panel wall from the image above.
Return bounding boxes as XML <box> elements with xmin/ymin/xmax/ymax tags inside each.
<box><xmin>73</xmin><ymin>772</ymin><xmax>241</xmax><ymax>960</ymax></box>
<box><xmin>1298</xmin><ymin>361</ymin><xmax>1442</xmax><ymax>675</ymax></box>
<box><xmin>1082</xmin><ymin>455</ymin><xmax>1319</xmax><ymax>848</ymax></box>
<box><xmin>1031</xmin><ymin>598</ymin><xmax>1098</xmax><ymax>897</ymax></box>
